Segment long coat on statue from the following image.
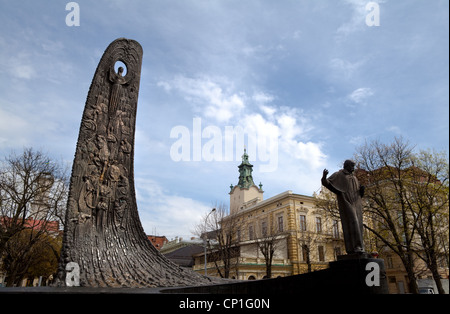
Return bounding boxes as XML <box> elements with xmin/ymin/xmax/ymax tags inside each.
<box><xmin>323</xmin><ymin>169</ymin><xmax>365</xmax><ymax>254</ymax></box>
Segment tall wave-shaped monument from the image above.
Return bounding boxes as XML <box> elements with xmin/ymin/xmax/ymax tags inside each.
<box><xmin>55</xmin><ymin>38</ymin><xmax>214</xmax><ymax>288</ymax></box>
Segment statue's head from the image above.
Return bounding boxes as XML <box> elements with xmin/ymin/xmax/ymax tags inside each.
<box><xmin>343</xmin><ymin>159</ymin><xmax>356</xmax><ymax>173</ymax></box>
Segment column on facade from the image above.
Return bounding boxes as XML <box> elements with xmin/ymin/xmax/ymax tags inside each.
<box><xmin>286</xmin><ymin>203</ymin><xmax>301</xmax><ymax>275</ymax></box>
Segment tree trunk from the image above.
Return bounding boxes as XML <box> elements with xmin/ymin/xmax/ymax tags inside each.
<box><xmin>403</xmin><ymin>251</ymin><xmax>419</xmax><ymax>294</ymax></box>
<box><xmin>303</xmin><ymin>244</ymin><xmax>312</xmax><ymax>273</ymax></box>
<box><xmin>427</xmin><ymin>249</ymin><xmax>446</xmax><ymax>294</ymax></box>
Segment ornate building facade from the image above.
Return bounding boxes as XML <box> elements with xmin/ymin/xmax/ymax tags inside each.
<box><xmin>193</xmin><ymin>150</ymin><xmax>345</xmax><ymax>280</ymax></box>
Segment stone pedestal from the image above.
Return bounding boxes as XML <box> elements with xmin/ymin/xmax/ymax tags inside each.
<box><xmin>329</xmin><ymin>254</ymin><xmax>389</xmax><ymax>294</ymax></box>
<box><xmin>163</xmin><ymin>255</ymin><xmax>389</xmax><ymax>294</ymax></box>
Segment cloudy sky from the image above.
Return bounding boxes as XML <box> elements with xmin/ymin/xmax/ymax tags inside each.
<box><xmin>1</xmin><ymin>0</ymin><xmax>448</xmax><ymax>239</ymax></box>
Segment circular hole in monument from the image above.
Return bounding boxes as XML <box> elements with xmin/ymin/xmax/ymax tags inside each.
<box><xmin>114</xmin><ymin>61</ymin><xmax>127</xmax><ymax>76</ymax></box>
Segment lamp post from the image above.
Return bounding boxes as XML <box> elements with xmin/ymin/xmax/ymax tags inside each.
<box><xmin>204</xmin><ymin>207</ymin><xmax>216</xmax><ymax>276</ymax></box>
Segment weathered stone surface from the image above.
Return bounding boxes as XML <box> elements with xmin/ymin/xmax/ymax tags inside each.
<box><xmin>54</xmin><ymin>38</ymin><xmax>215</xmax><ymax>288</ymax></box>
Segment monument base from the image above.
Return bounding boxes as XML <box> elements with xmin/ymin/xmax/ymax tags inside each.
<box><xmin>0</xmin><ymin>257</ymin><xmax>389</xmax><ymax>295</ymax></box>
<box><xmin>163</xmin><ymin>256</ymin><xmax>389</xmax><ymax>294</ymax></box>
<box><xmin>328</xmin><ymin>255</ymin><xmax>389</xmax><ymax>294</ymax></box>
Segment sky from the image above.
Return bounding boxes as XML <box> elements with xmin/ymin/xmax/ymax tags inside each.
<box><xmin>0</xmin><ymin>0</ymin><xmax>448</xmax><ymax>239</ymax></box>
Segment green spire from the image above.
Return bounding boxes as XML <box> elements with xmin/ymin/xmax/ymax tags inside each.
<box><xmin>237</xmin><ymin>149</ymin><xmax>255</xmax><ymax>189</ymax></box>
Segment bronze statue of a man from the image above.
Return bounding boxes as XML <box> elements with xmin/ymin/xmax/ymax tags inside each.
<box><xmin>322</xmin><ymin>160</ymin><xmax>365</xmax><ymax>254</ymax></box>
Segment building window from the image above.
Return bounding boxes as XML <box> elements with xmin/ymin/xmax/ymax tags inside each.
<box><xmin>277</xmin><ymin>215</ymin><xmax>284</xmax><ymax>232</ymax></box>
<box><xmin>299</xmin><ymin>215</ymin><xmax>307</xmax><ymax>231</ymax></box>
<box><xmin>334</xmin><ymin>247</ymin><xmax>342</xmax><ymax>260</ymax></box>
<box><xmin>315</xmin><ymin>217</ymin><xmax>322</xmax><ymax>233</ymax></box>
<box><xmin>332</xmin><ymin>220</ymin><xmax>340</xmax><ymax>238</ymax></box>
<box><xmin>438</xmin><ymin>254</ymin><xmax>447</xmax><ymax>268</ymax></box>
<box><xmin>386</xmin><ymin>256</ymin><xmax>394</xmax><ymax>269</ymax></box>
<box><xmin>318</xmin><ymin>246</ymin><xmax>325</xmax><ymax>262</ymax></box>
<box><xmin>301</xmin><ymin>244</ymin><xmax>309</xmax><ymax>262</ymax></box>
<box><xmin>261</xmin><ymin>220</ymin><xmax>268</xmax><ymax>237</ymax></box>
<box><xmin>249</xmin><ymin>225</ymin><xmax>254</xmax><ymax>240</ymax></box>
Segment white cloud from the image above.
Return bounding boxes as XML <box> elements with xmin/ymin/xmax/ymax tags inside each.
<box><xmin>349</xmin><ymin>135</ymin><xmax>365</xmax><ymax>146</ymax></box>
<box><xmin>41</xmin><ymin>39</ymin><xmax>64</xmax><ymax>53</ymax></box>
<box><xmin>259</xmin><ymin>105</ymin><xmax>276</xmax><ymax>117</ymax></box>
<box><xmin>205</xmin><ymin>93</ymin><xmax>244</xmax><ymax>123</ymax></box>
<box><xmin>252</xmin><ymin>91</ymin><xmax>274</xmax><ymax>104</ymax></box>
<box><xmin>13</xmin><ymin>64</ymin><xmax>36</xmax><ymax>80</ymax></box>
<box><xmin>348</xmin><ymin>87</ymin><xmax>374</xmax><ymax>105</ymax></box>
<box><xmin>275</xmin><ymin>109</ymin><xmax>327</xmax><ymax>170</ymax></box>
<box><xmin>135</xmin><ymin>177</ymin><xmax>210</xmax><ymax>238</ymax></box>
<box><xmin>222</xmin><ymin>106</ymin><xmax>327</xmax><ymax>196</ymax></box>
<box><xmin>261</xmin><ymin>149</ymin><xmax>326</xmax><ymax>197</ymax></box>
<box><xmin>240</xmin><ymin>106</ymin><xmax>326</xmax><ymax>174</ymax></box>
<box><xmin>4</xmin><ymin>52</ymin><xmax>37</xmax><ymax>80</ymax></box>
<box><xmin>329</xmin><ymin>58</ymin><xmax>365</xmax><ymax>80</ymax></box>
<box><xmin>386</xmin><ymin>125</ymin><xmax>401</xmax><ymax>134</ymax></box>
<box><xmin>159</xmin><ymin>74</ymin><xmax>327</xmax><ymax>175</ymax></box>
<box><xmin>278</xmin><ymin>114</ymin><xmax>300</xmax><ymax>139</ymax></box>
<box><xmin>158</xmin><ymin>75</ymin><xmax>245</xmax><ymax>123</ymax></box>
<box><xmin>282</xmin><ymin>140</ymin><xmax>326</xmax><ymax>170</ymax></box>
<box><xmin>0</xmin><ymin>107</ymin><xmax>29</xmax><ymax>147</ymax></box>
<box><xmin>335</xmin><ymin>0</ymin><xmax>369</xmax><ymax>39</ymax></box>
<box><xmin>156</xmin><ymin>81</ymin><xmax>172</xmax><ymax>92</ymax></box>
<box><xmin>241</xmin><ymin>112</ymin><xmax>280</xmax><ymax>163</ymax></box>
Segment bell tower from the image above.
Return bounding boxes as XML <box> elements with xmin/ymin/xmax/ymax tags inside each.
<box><xmin>229</xmin><ymin>149</ymin><xmax>264</xmax><ymax>214</ymax></box>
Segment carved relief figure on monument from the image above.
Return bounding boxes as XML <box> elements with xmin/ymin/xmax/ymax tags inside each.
<box><xmin>109</xmin><ymin>65</ymin><xmax>131</xmax><ymax>119</ymax></box>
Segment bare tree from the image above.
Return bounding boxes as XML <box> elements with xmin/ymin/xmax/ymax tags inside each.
<box><xmin>354</xmin><ymin>138</ymin><xmax>419</xmax><ymax>293</ymax></box>
<box><xmin>354</xmin><ymin>137</ymin><xmax>449</xmax><ymax>294</ymax></box>
<box><xmin>298</xmin><ymin>217</ymin><xmax>320</xmax><ymax>273</ymax></box>
<box><xmin>0</xmin><ymin>148</ymin><xmax>68</xmax><ymax>286</ymax></box>
<box><xmin>254</xmin><ymin>217</ymin><xmax>285</xmax><ymax>278</ymax></box>
<box><xmin>194</xmin><ymin>202</ymin><xmax>242</xmax><ymax>278</ymax></box>
<box><xmin>407</xmin><ymin>149</ymin><xmax>449</xmax><ymax>294</ymax></box>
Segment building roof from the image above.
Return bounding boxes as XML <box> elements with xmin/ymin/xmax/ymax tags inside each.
<box><xmin>163</xmin><ymin>244</ymin><xmax>204</xmax><ymax>268</ymax></box>
<box><xmin>236</xmin><ymin>149</ymin><xmax>258</xmax><ymax>189</ymax></box>
<box><xmin>0</xmin><ymin>216</ymin><xmax>60</xmax><ymax>233</ymax></box>
<box><xmin>224</xmin><ymin>190</ymin><xmax>315</xmax><ymax>220</ymax></box>
<box><xmin>147</xmin><ymin>235</ymin><xmax>168</xmax><ymax>250</ymax></box>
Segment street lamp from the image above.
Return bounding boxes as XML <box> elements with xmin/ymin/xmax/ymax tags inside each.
<box><xmin>204</xmin><ymin>207</ymin><xmax>216</xmax><ymax>276</ymax></box>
